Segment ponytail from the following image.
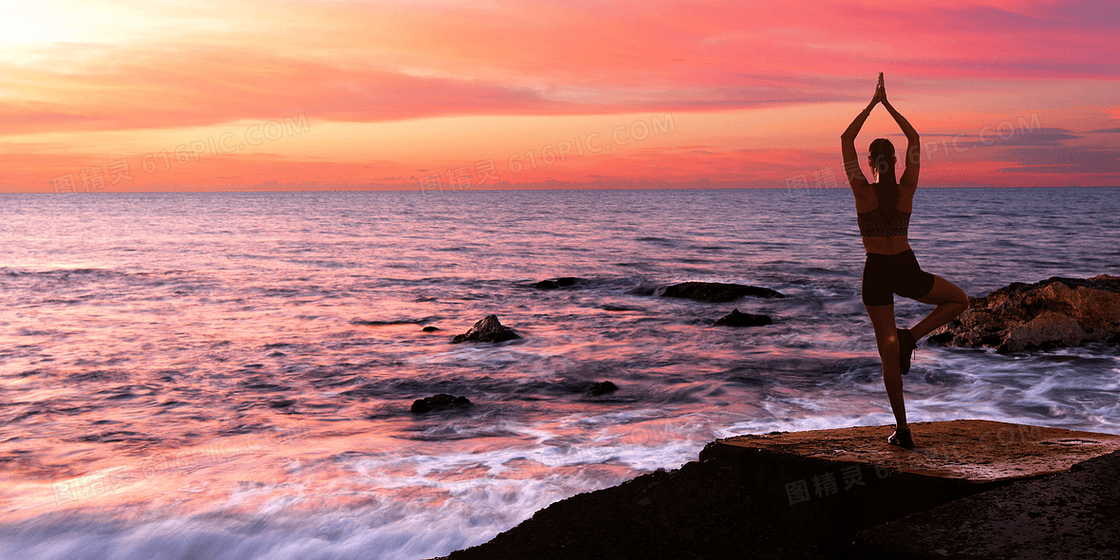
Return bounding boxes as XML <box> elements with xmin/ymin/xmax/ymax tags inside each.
<box><xmin>868</xmin><ymin>138</ymin><xmax>899</xmax><ymax>221</ymax></box>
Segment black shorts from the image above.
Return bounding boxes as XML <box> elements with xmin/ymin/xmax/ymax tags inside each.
<box><xmin>862</xmin><ymin>249</ymin><xmax>936</xmax><ymax>307</ymax></box>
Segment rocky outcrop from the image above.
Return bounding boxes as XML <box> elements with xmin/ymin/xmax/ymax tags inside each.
<box><xmin>411</xmin><ymin>394</ymin><xmax>472</xmax><ymax>414</ymax></box>
<box><xmin>436</xmin><ymin>459</ymin><xmax>822</xmax><ymax>560</ymax></box>
<box><xmin>929</xmin><ymin>275</ymin><xmax>1120</xmax><ymax>353</ymax></box>
<box><xmin>451</xmin><ymin>315</ymin><xmax>521</xmax><ymax>344</ymax></box>
<box><xmin>435</xmin><ymin>420</ymin><xmax>1120</xmax><ymax>559</ymax></box>
<box><xmin>662</xmin><ymin>281</ymin><xmax>783</xmax><ymax>302</ymax></box>
<box><xmin>713</xmin><ymin>308</ymin><xmax>773</xmax><ymax>327</ymax></box>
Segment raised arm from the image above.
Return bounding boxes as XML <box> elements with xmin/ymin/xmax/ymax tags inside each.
<box><xmin>840</xmin><ymin>74</ymin><xmax>883</xmax><ymax>190</ymax></box>
<box><xmin>880</xmin><ymin>85</ymin><xmax>920</xmax><ymax>187</ymax></box>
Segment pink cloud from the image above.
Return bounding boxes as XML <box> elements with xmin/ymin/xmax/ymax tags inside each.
<box><xmin>1</xmin><ymin>0</ymin><xmax>1116</xmax><ymax>190</ymax></box>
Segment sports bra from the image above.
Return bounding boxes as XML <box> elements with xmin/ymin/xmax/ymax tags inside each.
<box><xmin>858</xmin><ymin>208</ymin><xmax>910</xmax><ymax>237</ymax></box>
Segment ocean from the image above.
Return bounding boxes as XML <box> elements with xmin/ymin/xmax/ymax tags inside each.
<box><xmin>1</xmin><ymin>187</ymin><xmax>1118</xmax><ymax>559</ymax></box>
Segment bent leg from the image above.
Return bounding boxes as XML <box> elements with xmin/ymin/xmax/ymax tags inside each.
<box><xmin>865</xmin><ymin>303</ymin><xmax>907</xmax><ymax>429</ymax></box>
<box><xmin>909</xmin><ymin>275</ymin><xmax>969</xmax><ymax>340</ymax></box>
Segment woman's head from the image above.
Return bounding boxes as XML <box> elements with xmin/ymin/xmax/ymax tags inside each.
<box><xmin>868</xmin><ymin>138</ymin><xmax>900</xmax><ymax>218</ymax></box>
<box><xmin>868</xmin><ymin>138</ymin><xmax>897</xmax><ymax>183</ymax></box>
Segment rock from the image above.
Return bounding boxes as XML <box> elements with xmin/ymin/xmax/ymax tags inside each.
<box><xmin>410</xmin><ymin>394</ymin><xmax>472</xmax><ymax>414</ymax></box>
<box><xmin>929</xmin><ymin>275</ymin><xmax>1120</xmax><ymax>352</ymax></box>
<box><xmin>587</xmin><ymin>381</ymin><xmax>618</xmax><ymax>396</ymax></box>
<box><xmin>436</xmin><ymin>459</ymin><xmax>822</xmax><ymax>560</ymax></box>
<box><xmin>662</xmin><ymin>281</ymin><xmax>783</xmax><ymax>302</ymax></box>
<box><xmin>422</xmin><ymin>326</ymin><xmax>441</xmax><ymax>332</ymax></box>
<box><xmin>451</xmin><ymin>315</ymin><xmax>521</xmax><ymax>344</ymax></box>
<box><xmin>438</xmin><ymin>420</ymin><xmax>1120</xmax><ymax>559</ymax></box>
<box><xmin>534</xmin><ymin>277</ymin><xmax>579</xmax><ymax>289</ymax></box>
<box><xmin>699</xmin><ymin>420</ymin><xmax>1120</xmax><ymax>552</ymax></box>
<box><xmin>713</xmin><ymin>308</ymin><xmax>773</xmax><ymax>327</ymax></box>
<box><xmin>852</xmin><ymin>450</ymin><xmax>1120</xmax><ymax>559</ymax></box>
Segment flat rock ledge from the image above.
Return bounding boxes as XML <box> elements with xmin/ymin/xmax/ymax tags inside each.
<box><xmin>451</xmin><ymin>315</ymin><xmax>521</xmax><ymax>344</ymax></box>
<box><xmin>930</xmin><ymin>275</ymin><xmax>1120</xmax><ymax>353</ymax></box>
<box><xmin>662</xmin><ymin>281</ymin><xmax>784</xmax><ymax>302</ymax></box>
<box><xmin>435</xmin><ymin>420</ymin><xmax>1120</xmax><ymax>559</ymax></box>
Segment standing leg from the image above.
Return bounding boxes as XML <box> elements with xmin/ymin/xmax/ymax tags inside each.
<box><xmin>865</xmin><ymin>304</ymin><xmax>907</xmax><ymax>430</ymax></box>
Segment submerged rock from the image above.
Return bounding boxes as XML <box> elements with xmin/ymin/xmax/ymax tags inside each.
<box><xmin>713</xmin><ymin>308</ymin><xmax>773</xmax><ymax>327</ymax></box>
<box><xmin>421</xmin><ymin>326</ymin><xmax>441</xmax><ymax>332</ymax></box>
<box><xmin>451</xmin><ymin>315</ymin><xmax>521</xmax><ymax>344</ymax></box>
<box><xmin>586</xmin><ymin>381</ymin><xmax>618</xmax><ymax>396</ymax></box>
<box><xmin>533</xmin><ymin>277</ymin><xmax>580</xmax><ymax>290</ymax></box>
<box><xmin>410</xmin><ymin>394</ymin><xmax>472</xmax><ymax>414</ymax></box>
<box><xmin>662</xmin><ymin>281</ymin><xmax>783</xmax><ymax>302</ymax></box>
<box><xmin>930</xmin><ymin>275</ymin><xmax>1120</xmax><ymax>353</ymax></box>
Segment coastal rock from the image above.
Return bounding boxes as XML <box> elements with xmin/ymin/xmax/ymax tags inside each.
<box><xmin>699</xmin><ymin>420</ymin><xmax>1120</xmax><ymax>552</ymax></box>
<box><xmin>436</xmin><ymin>459</ymin><xmax>822</xmax><ymax>560</ymax></box>
<box><xmin>422</xmin><ymin>326</ymin><xmax>441</xmax><ymax>332</ymax></box>
<box><xmin>451</xmin><ymin>315</ymin><xmax>521</xmax><ymax>344</ymax></box>
<box><xmin>713</xmin><ymin>308</ymin><xmax>773</xmax><ymax>327</ymax></box>
<box><xmin>662</xmin><ymin>281</ymin><xmax>783</xmax><ymax>302</ymax></box>
<box><xmin>439</xmin><ymin>420</ymin><xmax>1120</xmax><ymax>559</ymax></box>
<box><xmin>533</xmin><ymin>277</ymin><xmax>579</xmax><ymax>290</ymax></box>
<box><xmin>586</xmin><ymin>381</ymin><xmax>618</xmax><ymax>396</ymax></box>
<box><xmin>929</xmin><ymin>275</ymin><xmax>1120</xmax><ymax>353</ymax></box>
<box><xmin>852</xmin><ymin>450</ymin><xmax>1120</xmax><ymax>559</ymax></box>
<box><xmin>411</xmin><ymin>394</ymin><xmax>472</xmax><ymax>414</ymax></box>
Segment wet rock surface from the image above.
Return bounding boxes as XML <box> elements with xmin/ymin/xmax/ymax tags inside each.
<box><xmin>436</xmin><ymin>459</ymin><xmax>822</xmax><ymax>560</ymax></box>
<box><xmin>411</xmin><ymin>394</ymin><xmax>473</xmax><ymax>414</ymax></box>
<box><xmin>930</xmin><ymin>275</ymin><xmax>1120</xmax><ymax>353</ymax></box>
<box><xmin>852</xmin><ymin>450</ymin><xmax>1120</xmax><ymax>559</ymax></box>
<box><xmin>713</xmin><ymin>308</ymin><xmax>773</xmax><ymax>327</ymax></box>
<box><xmin>661</xmin><ymin>281</ymin><xmax>784</xmax><ymax>302</ymax></box>
<box><xmin>451</xmin><ymin>314</ymin><xmax>521</xmax><ymax>344</ymax></box>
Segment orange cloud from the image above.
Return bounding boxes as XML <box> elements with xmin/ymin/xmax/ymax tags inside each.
<box><xmin>1</xmin><ymin>0</ymin><xmax>1116</xmax><ymax>191</ymax></box>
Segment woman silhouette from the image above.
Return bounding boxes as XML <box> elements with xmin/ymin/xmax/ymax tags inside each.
<box><xmin>840</xmin><ymin>73</ymin><xmax>969</xmax><ymax>447</ymax></box>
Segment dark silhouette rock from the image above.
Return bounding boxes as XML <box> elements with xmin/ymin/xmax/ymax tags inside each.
<box><xmin>587</xmin><ymin>381</ymin><xmax>618</xmax><ymax>396</ymax></box>
<box><xmin>662</xmin><ymin>281</ymin><xmax>783</xmax><ymax>302</ymax></box>
<box><xmin>930</xmin><ymin>275</ymin><xmax>1120</xmax><ymax>353</ymax></box>
<box><xmin>533</xmin><ymin>277</ymin><xmax>579</xmax><ymax>289</ymax></box>
<box><xmin>852</xmin><ymin>450</ymin><xmax>1120</xmax><ymax>559</ymax></box>
<box><xmin>451</xmin><ymin>315</ymin><xmax>521</xmax><ymax>344</ymax></box>
<box><xmin>713</xmin><ymin>308</ymin><xmax>773</xmax><ymax>327</ymax></box>
<box><xmin>421</xmin><ymin>326</ymin><xmax>441</xmax><ymax>332</ymax></box>
<box><xmin>437</xmin><ymin>459</ymin><xmax>821</xmax><ymax>560</ymax></box>
<box><xmin>410</xmin><ymin>394</ymin><xmax>472</xmax><ymax>414</ymax></box>
<box><xmin>438</xmin><ymin>420</ymin><xmax>1120</xmax><ymax>560</ymax></box>
<box><xmin>702</xmin><ymin>420</ymin><xmax>1120</xmax><ymax>553</ymax></box>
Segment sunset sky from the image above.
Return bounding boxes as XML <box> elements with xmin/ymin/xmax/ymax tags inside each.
<box><xmin>2</xmin><ymin>0</ymin><xmax>1117</xmax><ymax>192</ymax></box>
